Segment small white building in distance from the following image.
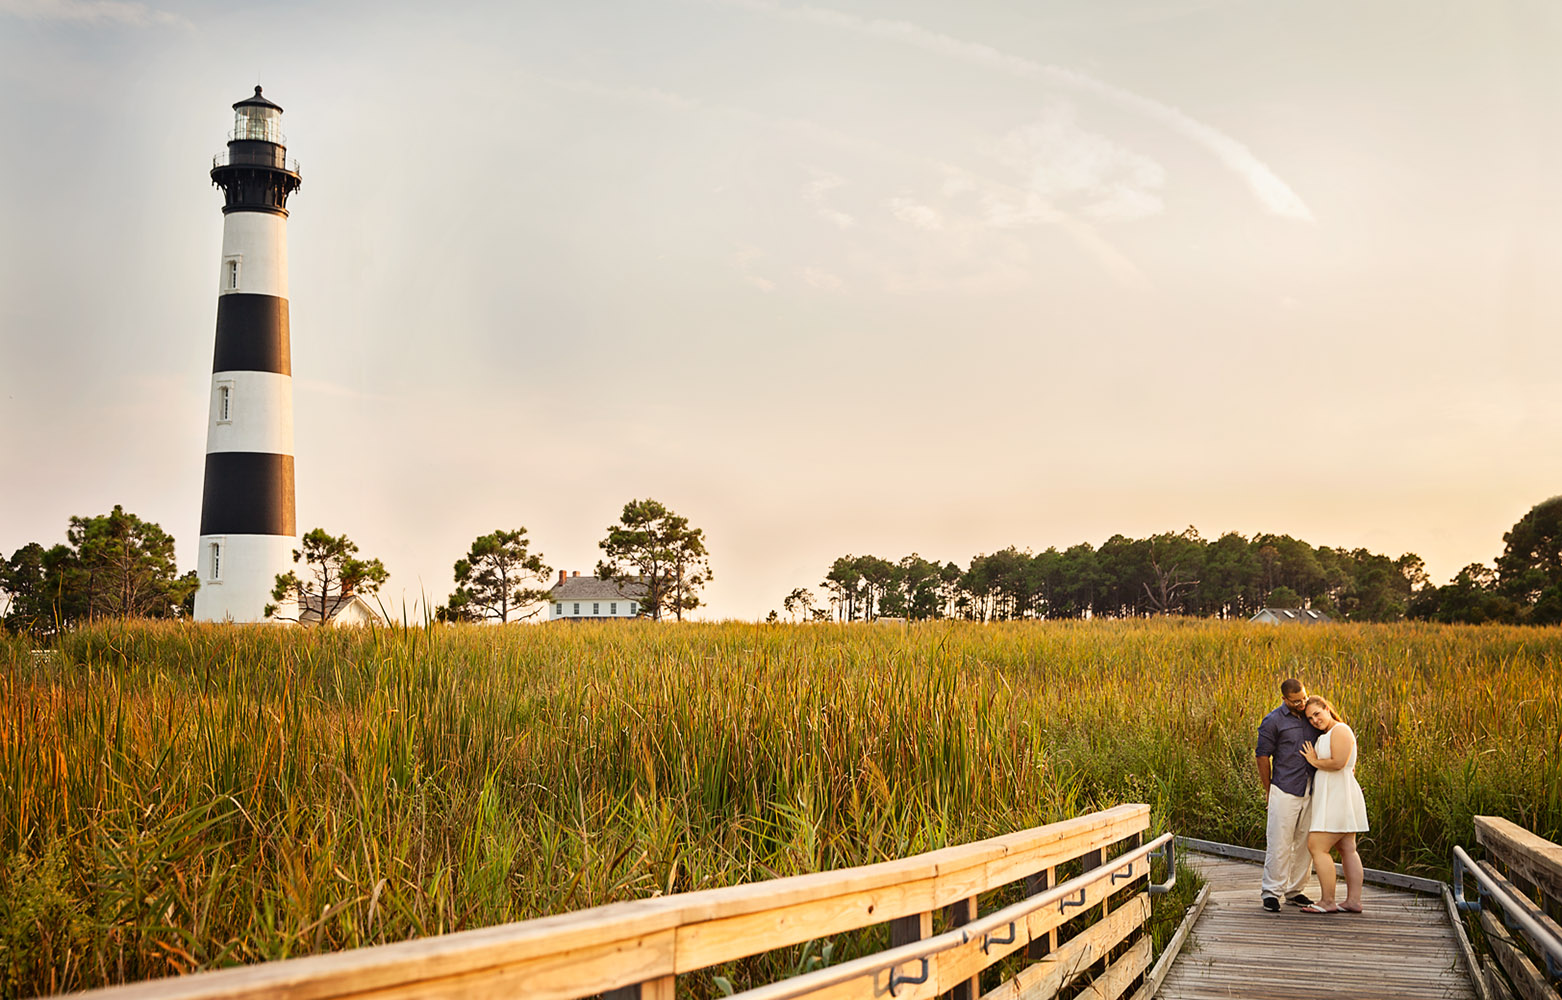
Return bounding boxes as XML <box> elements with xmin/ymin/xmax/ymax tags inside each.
<box><xmin>549</xmin><ymin>570</ymin><xmax>648</xmax><ymax>621</ymax></box>
<box><xmin>299</xmin><ymin>593</ymin><xmax>386</xmax><ymax>627</ymax></box>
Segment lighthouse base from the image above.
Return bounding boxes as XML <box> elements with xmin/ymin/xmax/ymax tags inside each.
<box><xmin>194</xmin><ymin>533</ymin><xmax>298</xmax><ymax>623</ymax></box>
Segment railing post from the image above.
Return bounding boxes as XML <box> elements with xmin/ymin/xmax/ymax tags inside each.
<box><xmin>1082</xmin><ymin>847</ymin><xmax>1107</xmax><ymax>978</ymax></box>
<box><xmin>942</xmin><ymin>895</ymin><xmax>980</xmax><ymax>1000</ymax></box>
<box><xmin>1025</xmin><ymin>866</ymin><xmax>1056</xmax><ymax>961</ymax></box>
<box><xmin>891</xmin><ymin>909</ymin><xmax>934</xmax><ymax>948</ymax></box>
<box><xmin>1120</xmin><ymin>831</ymin><xmax>1145</xmax><ymax>996</ymax></box>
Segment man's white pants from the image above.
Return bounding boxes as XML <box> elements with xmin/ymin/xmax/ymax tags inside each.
<box><xmin>1262</xmin><ymin>786</ymin><xmax>1313</xmax><ymax>899</ymax></box>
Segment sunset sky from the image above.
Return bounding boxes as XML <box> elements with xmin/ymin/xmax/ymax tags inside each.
<box><xmin>3</xmin><ymin>0</ymin><xmax>1560</xmax><ymax>619</ymax></box>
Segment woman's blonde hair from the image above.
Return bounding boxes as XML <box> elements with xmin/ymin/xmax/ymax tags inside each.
<box><xmin>1303</xmin><ymin>695</ymin><xmax>1345</xmax><ymax>724</ymax></box>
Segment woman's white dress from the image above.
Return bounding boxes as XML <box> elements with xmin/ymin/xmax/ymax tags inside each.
<box><xmin>1310</xmin><ymin>723</ymin><xmax>1369</xmax><ymax>833</ymax></box>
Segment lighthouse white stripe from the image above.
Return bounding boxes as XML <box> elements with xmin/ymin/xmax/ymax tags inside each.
<box><xmin>195</xmin><ymin>533</ymin><xmax>298</xmax><ymax>624</ymax></box>
<box><xmin>219</xmin><ymin>212</ymin><xmax>289</xmax><ymax>298</ymax></box>
<box><xmin>204</xmin><ymin>370</ymin><xmax>294</xmax><ymax>454</ymax></box>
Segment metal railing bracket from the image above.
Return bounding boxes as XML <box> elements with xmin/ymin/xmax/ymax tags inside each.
<box><xmin>888</xmin><ymin>957</ymin><xmax>929</xmax><ymax>996</ymax></box>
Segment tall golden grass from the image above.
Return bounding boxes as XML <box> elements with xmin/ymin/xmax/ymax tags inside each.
<box><xmin>2</xmin><ymin>618</ymin><xmax>1557</xmax><ymax>996</ymax></box>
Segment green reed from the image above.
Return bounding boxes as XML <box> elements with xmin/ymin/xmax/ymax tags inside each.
<box><xmin>1</xmin><ymin>619</ymin><xmax>1558</xmax><ymax>996</ymax></box>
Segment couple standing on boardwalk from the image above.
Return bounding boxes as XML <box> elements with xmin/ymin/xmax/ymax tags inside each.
<box><xmin>1256</xmin><ymin>677</ymin><xmax>1371</xmax><ymax>914</ymax></box>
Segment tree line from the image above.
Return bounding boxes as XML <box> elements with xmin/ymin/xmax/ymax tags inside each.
<box><xmin>2</xmin><ymin>497</ymin><xmax>711</xmax><ymax>634</ymax></box>
<box><xmin>773</xmin><ymin>497</ymin><xmax>1562</xmax><ymax>626</ymax></box>
<box><xmin>8</xmin><ymin>496</ymin><xmax>1560</xmax><ymax>632</ymax></box>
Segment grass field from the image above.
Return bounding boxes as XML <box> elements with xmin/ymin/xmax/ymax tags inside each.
<box><xmin>2</xmin><ymin>618</ymin><xmax>1559</xmax><ymax>996</ymax></box>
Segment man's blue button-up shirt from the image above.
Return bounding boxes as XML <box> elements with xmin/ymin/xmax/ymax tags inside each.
<box><xmin>1256</xmin><ymin>703</ymin><xmax>1322</xmax><ymax>797</ymax></box>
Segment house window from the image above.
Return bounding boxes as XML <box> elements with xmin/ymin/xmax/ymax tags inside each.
<box><xmin>556</xmin><ymin>603</ymin><xmax>563</xmax><ymax>615</ymax></box>
<box><xmin>593</xmin><ymin>602</ymin><xmax>600</xmax><ymax>615</ymax></box>
<box><xmin>209</xmin><ymin>541</ymin><xmax>221</xmax><ymax>580</ymax></box>
<box><xmin>217</xmin><ymin>384</ymin><xmax>231</xmax><ymax>422</ymax></box>
<box><xmin>629</xmin><ymin>602</ymin><xmax>637</xmax><ymax>616</ymax></box>
<box><xmin>224</xmin><ymin>257</ymin><xmax>240</xmax><ymax>290</ymax></box>
<box><xmin>611</xmin><ymin>602</ymin><xmax>617</xmax><ymax>615</ymax></box>
<box><xmin>573</xmin><ymin>603</ymin><xmax>580</xmax><ymax>615</ymax></box>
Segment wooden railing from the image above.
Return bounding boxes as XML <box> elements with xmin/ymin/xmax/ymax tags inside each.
<box><xmin>71</xmin><ymin>804</ymin><xmax>1159</xmax><ymax>1000</ymax></box>
<box><xmin>1453</xmin><ymin>816</ymin><xmax>1562</xmax><ymax>1000</ymax></box>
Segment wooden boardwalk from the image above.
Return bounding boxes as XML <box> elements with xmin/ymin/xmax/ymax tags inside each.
<box><xmin>1152</xmin><ymin>853</ymin><xmax>1476</xmax><ymax>1000</ymax></box>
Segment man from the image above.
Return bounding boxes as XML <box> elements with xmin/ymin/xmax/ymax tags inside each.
<box><xmin>1256</xmin><ymin>677</ymin><xmax>1322</xmax><ymax>911</ymax></box>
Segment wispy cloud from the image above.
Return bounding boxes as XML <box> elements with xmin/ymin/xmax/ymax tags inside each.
<box><xmin>802</xmin><ymin>170</ymin><xmax>856</xmax><ymax>229</ymax></box>
<box><xmin>0</xmin><ymin>0</ymin><xmax>184</xmax><ymax>27</ymax></box>
<box><xmin>733</xmin><ymin>244</ymin><xmax>777</xmax><ymax>291</ymax></box>
<box><xmin>1046</xmin><ymin>66</ymin><xmax>1311</xmax><ymax>221</ymax></box>
<box><xmin>939</xmin><ymin>165</ymin><xmax>1150</xmax><ymax>289</ymax></box>
<box><xmin>800</xmin><ymin>266</ymin><xmax>844</xmax><ymax>290</ymax></box>
<box><xmin>526</xmin><ymin>71</ymin><xmax>1146</xmax><ymax>289</ymax></box>
<box><xmin>716</xmin><ymin>0</ymin><xmax>1313</xmax><ymax>221</ymax></box>
<box><xmin>887</xmin><ymin>196</ymin><xmax>943</xmax><ymax>231</ymax></box>
<box><xmin>994</xmin><ymin>103</ymin><xmax>1165</xmax><ymax>222</ymax></box>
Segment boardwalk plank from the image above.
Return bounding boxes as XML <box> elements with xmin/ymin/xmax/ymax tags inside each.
<box><xmin>1152</xmin><ymin>853</ymin><xmax>1476</xmax><ymax>1000</ymax></box>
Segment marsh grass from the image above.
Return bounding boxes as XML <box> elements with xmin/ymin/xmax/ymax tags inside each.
<box><xmin>2</xmin><ymin>619</ymin><xmax>1557</xmax><ymax>996</ymax></box>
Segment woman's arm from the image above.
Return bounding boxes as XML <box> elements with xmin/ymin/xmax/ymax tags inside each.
<box><xmin>1301</xmin><ymin>725</ymin><xmax>1354</xmax><ymax>771</ymax></box>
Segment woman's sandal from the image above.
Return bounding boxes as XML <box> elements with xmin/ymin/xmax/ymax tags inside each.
<box><xmin>1338</xmin><ymin>904</ymin><xmax>1364</xmax><ymax>913</ymax></box>
<box><xmin>1299</xmin><ymin>903</ymin><xmax>1342</xmax><ymax>914</ymax></box>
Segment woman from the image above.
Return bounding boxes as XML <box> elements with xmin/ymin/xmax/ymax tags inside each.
<box><xmin>1298</xmin><ymin>695</ymin><xmax>1369</xmax><ymax>913</ymax></box>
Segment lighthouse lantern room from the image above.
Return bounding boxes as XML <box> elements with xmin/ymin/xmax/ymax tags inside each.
<box><xmin>195</xmin><ymin>87</ymin><xmax>302</xmax><ymax>623</ymax></box>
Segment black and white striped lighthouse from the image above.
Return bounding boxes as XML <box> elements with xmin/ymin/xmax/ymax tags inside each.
<box><xmin>194</xmin><ymin>87</ymin><xmax>302</xmax><ymax>622</ymax></box>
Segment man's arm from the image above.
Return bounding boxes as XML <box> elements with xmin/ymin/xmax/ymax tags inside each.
<box><xmin>1255</xmin><ymin>712</ymin><xmax>1276</xmax><ymax>798</ymax></box>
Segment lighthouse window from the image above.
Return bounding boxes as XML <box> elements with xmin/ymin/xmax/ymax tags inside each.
<box><xmin>209</xmin><ymin>542</ymin><xmax>222</xmax><ymax>581</ymax></box>
<box><xmin>217</xmin><ymin>384</ymin><xmax>231</xmax><ymax>422</ymax></box>
<box><xmin>224</xmin><ymin>257</ymin><xmax>240</xmax><ymax>290</ymax></box>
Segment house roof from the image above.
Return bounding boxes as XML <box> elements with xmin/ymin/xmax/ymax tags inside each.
<box><xmin>550</xmin><ymin>576</ymin><xmax>648</xmax><ymax>601</ymax></box>
<box><xmin>300</xmin><ymin>593</ymin><xmax>384</xmax><ymax>624</ymax></box>
<box><xmin>1250</xmin><ymin>607</ymin><xmax>1332</xmax><ymax>624</ymax></box>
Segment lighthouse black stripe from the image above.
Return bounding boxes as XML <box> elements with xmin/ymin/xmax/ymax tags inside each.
<box><xmin>213</xmin><ymin>294</ymin><xmax>291</xmax><ymax>375</ymax></box>
<box><xmin>199</xmin><ymin>452</ymin><xmax>297</xmax><ymax>536</ymax></box>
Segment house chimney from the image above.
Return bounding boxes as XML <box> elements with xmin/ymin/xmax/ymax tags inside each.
<box><xmin>572</xmin><ymin>571</ymin><xmax>579</xmax><ymax>578</ymax></box>
<box><xmin>558</xmin><ymin>569</ymin><xmax>567</xmax><ymax>586</ymax></box>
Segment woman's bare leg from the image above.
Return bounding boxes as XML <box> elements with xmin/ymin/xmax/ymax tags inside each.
<box><xmin>1307</xmin><ymin>832</ymin><xmax>1339</xmax><ymax>905</ymax></box>
<box><xmin>1339</xmin><ymin>834</ymin><xmax>1364</xmax><ymax>911</ymax></box>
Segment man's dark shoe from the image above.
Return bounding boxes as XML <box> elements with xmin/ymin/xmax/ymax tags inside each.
<box><xmin>1286</xmin><ymin>894</ymin><xmax>1314</xmax><ymax>906</ymax></box>
<box><xmin>1262</xmin><ymin>896</ymin><xmax>1281</xmax><ymax>912</ymax></box>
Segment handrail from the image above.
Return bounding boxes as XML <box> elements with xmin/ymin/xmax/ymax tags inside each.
<box><xmin>66</xmin><ymin>804</ymin><xmax>1153</xmax><ymax>1000</ymax></box>
<box><xmin>728</xmin><ymin>833</ymin><xmax>1175</xmax><ymax>1000</ymax></box>
<box><xmin>1452</xmin><ymin>844</ymin><xmax>1562</xmax><ymax>980</ymax></box>
<box><xmin>1178</xmin><ymin>836</ymin><xmax>1443</xmax><ymax>895</ymax></box>
<box><xmin>1149</xmin><ymin>833</ymin><xmax>1177</xmax><ymax>895</ymax></box>
<box><xmin>1474</xmin><ymin>816</ymin><xmax>1562</xmax><ymax>908</ymax></box>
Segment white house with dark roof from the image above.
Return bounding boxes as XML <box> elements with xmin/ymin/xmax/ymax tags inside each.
<box><xmin>548</xmin><ymin>570</ymin><xmax>648</xmax><ymax>621</ymax></box>
<box><xmin>299</xmin><ymin>593</ymin><xmax>386</xmax><ymax>627</ymax></box>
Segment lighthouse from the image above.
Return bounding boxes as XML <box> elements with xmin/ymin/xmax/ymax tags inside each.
<box><xmin>194</xmin><ymin>87</ymin><xmax>302</xmax><ymax>623</ymax></box>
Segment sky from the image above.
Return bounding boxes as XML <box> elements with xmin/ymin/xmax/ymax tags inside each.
<box><xmin>3</xmin><ymin>0</ymin><xmax>1561</xmax><ymax>620</ymax></box>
